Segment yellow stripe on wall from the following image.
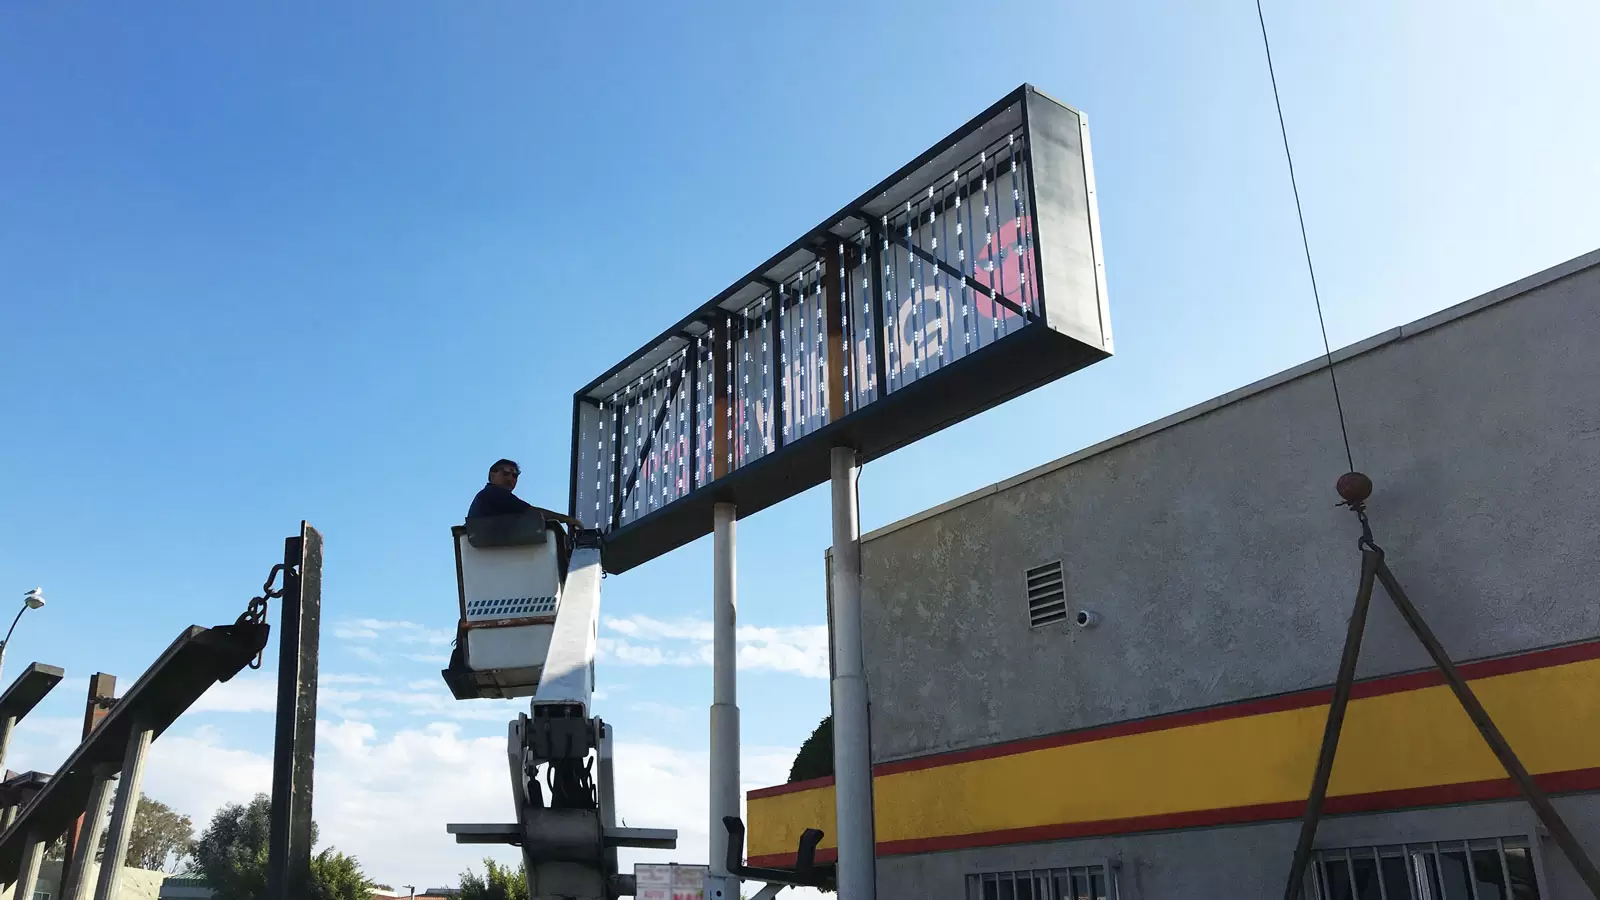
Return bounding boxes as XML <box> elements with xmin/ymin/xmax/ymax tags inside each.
<box><xmin>747</xmin><ymin>654</ymin><xmax>1600</xmax><ymax>859</ymax></box>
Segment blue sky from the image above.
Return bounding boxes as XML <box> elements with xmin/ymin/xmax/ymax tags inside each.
<box><xmin>3</xmin><ymin>0</ymin><xmax>1598</xmax><ymax>889</ymax></box>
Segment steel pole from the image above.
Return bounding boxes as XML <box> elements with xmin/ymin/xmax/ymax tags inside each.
<box><xmin>708</xmin><ymin>502</ymin><xmax>742</xmax><ymax>900</ymax></box>
<box><xmin>830</xmin><ymin>447</ymin><xmax>876</xmax><ymax>899</ymax></box>
<box><xmin>267</xmin><ymin>523</ymin><xmax>323</xmax><ymax>900</ymax></box>
<box><xmin>0</xmin><ymin>604</ymin><xmax>27</xmax><ymax>689</ymax></box>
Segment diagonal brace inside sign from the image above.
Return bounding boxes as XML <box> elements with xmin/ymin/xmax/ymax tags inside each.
<box><xmin>614</xmin><ymin>362</ymin><xmax>689</xmax><ymax>527</ymax></box>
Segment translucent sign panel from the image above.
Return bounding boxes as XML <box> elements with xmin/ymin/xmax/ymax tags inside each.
<box><xmin>572</xmin><ymin>85</ymin><xmax>1111</xmax><ymax>572</ymax></box>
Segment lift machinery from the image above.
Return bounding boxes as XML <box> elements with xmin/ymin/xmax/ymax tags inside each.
<box><xmin>443</xmin><ymin>513</ymin><xmax>678</xmax><ymax>900</ymax></box>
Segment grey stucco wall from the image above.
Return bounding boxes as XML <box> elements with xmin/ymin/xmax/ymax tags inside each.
<box><xmin>878</xmin><ymin>795</ymin><xmax>1600</xmax><ymax>899</ymax></box>
<box><xmin>857</xmin><ymin>250</ymin><xmax>1600</xmax><ymax>764</ymax></box>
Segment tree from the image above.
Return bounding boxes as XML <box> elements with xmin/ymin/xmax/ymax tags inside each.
<box><xmin>788</xmin><ymin>715</ymin><xmax>833</xmax><ymax>783</ymax></box>
<box><xmin>311</xmin><ymin>849</ymin><xmax>373</xmax><ymax>900</ymax></box>
<box><xmin>125</xmin><ymin>795</ymin><xmax>195</xmax><ymax>872</ymax></box>
<box><xmin>42</xmin><ymin>794</ymin><xmax>194</xmax><ymax>873</ymax></box>
<box><xmin>788</xmin><ymin>718</ymin><xmax>839</xmax><ymax>893</ymax></box>
<box><xmin>191</xmin><ymin>793</ymin><xmax>371</xmax><ymax>900</ymax></box>
<box><xmin>459</xmin><ymin>857</ymin><xmax>528</xmax><ymax>900</ymax></box>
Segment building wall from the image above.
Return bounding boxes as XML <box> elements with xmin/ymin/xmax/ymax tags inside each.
<box><xmin>0</xmin><ymin>860</ymin><xmax>168</xmax><ymax>900</ymax></box>
<box><xmin>746</xmin><ymin>249</ymin><xmax>1600</xmax><ymax>897</ymax></box>
<box><xmin>879</xmin><ymin>797</ymin><xmax>1600</xmax><ymax>899</ymax></box>
<box><xmin>860</xmin><ymin>249</ymin><xmax>1600</xmax><ymax>763</ymax></box>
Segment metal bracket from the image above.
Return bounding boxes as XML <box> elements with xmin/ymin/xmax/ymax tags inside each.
<box><xmin>445</xmin><ymin>821</ymin><xmax>677</xmax><ymax>851</ymax></box>
<box><xmin>722</xmin><ymin>816</ymin><xmax>827</xmax><ymax>888</ymax></box>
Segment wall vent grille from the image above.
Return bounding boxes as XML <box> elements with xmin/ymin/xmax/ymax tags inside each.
<box><xmin>1027</xmin><ymin>561</ymin><xmax>1068</xmax><ymax>627</ymax></box>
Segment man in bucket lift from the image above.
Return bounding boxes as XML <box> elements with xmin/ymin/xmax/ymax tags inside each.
<box><xmin>468</xmin><ymin>459</ymin><xmax>582</xmax><ymax>526</ymax></box>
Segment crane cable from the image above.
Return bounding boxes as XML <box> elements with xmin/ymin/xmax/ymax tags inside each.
<box><xmin>1254</xmin><ymin>0</ymin><xmax>1357</xmax><ymax>474</ymax></box>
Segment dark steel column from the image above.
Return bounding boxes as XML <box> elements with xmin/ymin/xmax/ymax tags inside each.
<box><xmin>60</xmin><ymin>672</ymin><xmax>116</xmax><ymax>890</ymax></box>
<box><xmin>266</xmin><ymin>522</ymin><xmax>322</xmax><ymax>900</ymax></box>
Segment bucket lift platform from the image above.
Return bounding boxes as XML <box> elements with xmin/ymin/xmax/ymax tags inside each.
<box><xmin>443</xmin><ymin>513</ymin><xmax>565</xmax><ymax>700</ymax></box>
<box><xmin>444</xmin><ymin>518</ymin><xmax>677</xmax><ymax>900</ymax></box>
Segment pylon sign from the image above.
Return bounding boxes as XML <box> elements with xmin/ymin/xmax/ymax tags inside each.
<box><xmin>570</xmin><ymin>84</ymin><xmax>1112</xmax><ymax>572</ymax></box>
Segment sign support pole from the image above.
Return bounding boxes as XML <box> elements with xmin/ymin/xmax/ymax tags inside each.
<box><xmin>830</xmin><ymin>446</ymin><xmax>876</xmax><ymax>900</ymax></box>
<box><xmin>709</xmin><ymin>503</ymin><xmax>742</xmax><ymax>900</ymax></box>
<box><xmin>708</xmin><ymin>309</ymin><xmax>742</xmax><ymax>900</ymax></box>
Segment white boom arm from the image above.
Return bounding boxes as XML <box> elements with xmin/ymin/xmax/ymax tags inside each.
<box><xmin>533</xmin><ymin>537</ymin><xmax>601</xmax><ymax>714</ymax></box>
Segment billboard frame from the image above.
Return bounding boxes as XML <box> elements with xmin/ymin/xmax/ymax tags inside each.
<box><xmin>572</xmin><ymin>83</ymin><xmax>1111</xmax><ymax>573</ymax></box>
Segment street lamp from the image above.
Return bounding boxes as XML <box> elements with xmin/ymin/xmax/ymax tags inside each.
<box><xmin>0</xmin><ymin>589</ymin><xmax>47</xmax><ymax>686</ymax></box>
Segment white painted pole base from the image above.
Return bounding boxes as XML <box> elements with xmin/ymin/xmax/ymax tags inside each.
<box><xmin>830</xmin><ymin>447</ymin><xmax>876</xmax><ymax>900</ymax></box>
<box><xmin>708</xmin><ymin>502</ymin><xmax>742</xmax><ymax>900</ymax></box>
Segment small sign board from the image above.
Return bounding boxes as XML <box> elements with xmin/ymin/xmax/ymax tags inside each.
<box><xmin>634</xmin><ymin>863</ymin><xmax>709</xmax><ymax>900</ymax></box>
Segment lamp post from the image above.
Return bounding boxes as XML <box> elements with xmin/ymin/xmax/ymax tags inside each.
<box><xmin>0</xmin><ymin>589</ymin><xmax>47</xmax><ymax>687</ymax></box>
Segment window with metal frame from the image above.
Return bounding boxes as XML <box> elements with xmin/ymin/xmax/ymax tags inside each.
<box><xmin>33</xmin><ymin>891</ymin><xmax>51</xmax><ymax>900</ymax></box>
<box><xmin>1026</xmin><ymin>560</ymin><xmax>1068</xmax><ymax>628</ymax></box>
<box><xmin>1301</xmin><ymin>836</ymin><xmax>1541</xmax><ymax>900</ymax></box>
<box><xmin>966</xmin><ymin>864</ymin><xmax>1114</xmax><ymax>900</ymax></box>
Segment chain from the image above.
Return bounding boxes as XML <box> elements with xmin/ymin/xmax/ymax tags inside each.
<box><xmin>237</xmin><ymin>563</ymin><xmax>288</xmax><ymax>670</ymax></box>
<box><xmin>1336</xmin><ymin>497</ymin><xmax>1383</xmax><ymax>553</ymax></box>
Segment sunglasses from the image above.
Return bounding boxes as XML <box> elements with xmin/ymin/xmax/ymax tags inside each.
<box><xmin>497</xmin><ymin>468</ymin><xmax>521</xmax><ymax>477</ymax></box>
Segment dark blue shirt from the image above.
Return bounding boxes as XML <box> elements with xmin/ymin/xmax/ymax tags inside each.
<box><xmin>468</xmin><ymin>483</ymin><xmax>535</xmax><ymax>520</ymax></box>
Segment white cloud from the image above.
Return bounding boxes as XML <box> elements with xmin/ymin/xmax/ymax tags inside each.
<box><xmin>626</xmin><ymin>701</ymin><xmax>690</xmax><ymax>722</ymax></box>
<box><xmin>318</xmin><ymin>681</ymin><xmax>523</xmax><ymax>724</ymax></box>
<box><xmin>605</xmin><ymin>616</ymin><xmax>714</xmax><ymax>642</ymax></box>
<box><xmin>323</xmin><ymin>674</ymin><xmax>386</xmax><ymax>686</ymax></box>
<box><xmin>334</xmin><ymin>619</ymin><xmax>453</xmax><ymax>646</ymax></box>
<box><xmin>598</xmin><ymin>616</ymin><xmax>828</xmax><ymax>678</ymax></box>
<box><xmin>596</xmin><ymin>637</ymin><xmax>707</xmax><ymax>668</ymax></box>
<box><xmin>142</xmin><ymin>725</ymin><xmax>276</xmax><ymax>823</ymax></box>
<box><xmin>190</xmin><ymin>673</ymin><xmax>281</xmax><ymax>713</ymax></box>
<box><xmin>131</xmin><ymin>716</ymin><xmax>820</xmax><ymax>895</ymax></box>
<box><xmin>350</xmin><ymin>646</ymin><xmax>385</xmax><ymax>664</ymax></box>
<box><xmin>734</xmin><ymin>625</ymin><xmax>830</xmax><ymax>679</ymax></box>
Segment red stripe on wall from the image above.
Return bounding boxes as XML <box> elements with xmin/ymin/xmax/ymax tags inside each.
<box><xmin>745</xmin><ymin>767</ymin><xmax>1600</xmax><ymax>867</ymax></box>
<box><xmin>872</xmin><ymin>640</ymin><xmax>1600</xmax><ymax>780</ymax></box>
<box><xmin>750</xmin><ymin>775</ymin><xmax>836</xmax><ymax>801</ymax></box>
<box><xmin>748</xmin><ymin>640</ymin><xmax>1600</xmax><ymax>801</ymax></box>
